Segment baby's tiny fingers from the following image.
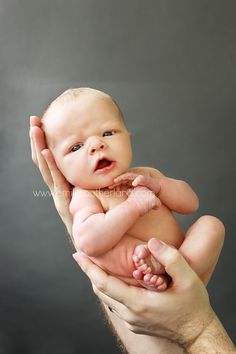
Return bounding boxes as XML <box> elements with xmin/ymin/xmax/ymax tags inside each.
<box><xmin>110</xmin><ymin>179</ymin><xmax>133</xmax><ymax>189</ymax></box>
<box><xmin>114</xmin><ymin>173</ymin><xmax>137</xmax><ymax>183</ymax></box>
<box><xmin>132</xmin><ymin>175</ymin><xmax>146</xmax><ymax>187</ymax></box>
<box><xmin>108</xmin><ymin>182</ymin><xmax>121</xmax><ymax>189</ymax></box>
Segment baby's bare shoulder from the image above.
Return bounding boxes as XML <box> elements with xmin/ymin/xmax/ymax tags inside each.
<box><xmin>71</xmin><ymin>187</ymin><xmax>99</xmax><ymax>205</ymax></box>
<box><xmin>69</xmin><ymin>187</ymin><xmax>102</xmax><ymax>215</ymax></box>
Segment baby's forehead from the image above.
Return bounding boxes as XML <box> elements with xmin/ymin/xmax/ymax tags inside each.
<box><xmin>44</xmin><ymin>90</ymin><xmax>112</xmax><ymax>120</ymax></box>
<box><xmin>51</xmin><ymin>88</ymin><xmax>111</xmax><ymax>109</ymax></box>
<box><xmin>43</xmin><ymin>90</ymin><xmax>120</xmax><ymax>125</ymax></box>
<box><xmin>43</xmin><ymin>97</ymin><xmax>120</xmax><ymax>146</ymax></box>
<box><xmin>42</xmin><ymin>88</ymin><xmax>125</xmax><ymax>145</ymax></box>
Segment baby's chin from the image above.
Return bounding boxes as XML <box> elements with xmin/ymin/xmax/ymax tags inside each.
<box><xmin>71</xmin><ymin>179</ymin><xmax>113</xmax><ymax>190</ymax></box>
<box><xmin>68</xmin><ymin>170</ymin><xmax>123</xmax><ymax>190</ymax></box>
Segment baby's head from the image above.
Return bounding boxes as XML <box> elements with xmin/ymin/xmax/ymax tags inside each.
<box><xmin>42</xmin><ymin>88</ymin><xmax>132</xmax><ymax>189</ymax></box>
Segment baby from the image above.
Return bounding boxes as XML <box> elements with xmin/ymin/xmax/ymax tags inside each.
<box><xmin>41</xmin><ymin>87</ymin><xmax>224</xmax><ymax>291</ymax></box>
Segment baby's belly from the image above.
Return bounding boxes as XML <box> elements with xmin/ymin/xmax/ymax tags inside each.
<box><xmin>90</xmin><ymin>205</ymin><xmax>184</xmax><ymax>280</ymax></box>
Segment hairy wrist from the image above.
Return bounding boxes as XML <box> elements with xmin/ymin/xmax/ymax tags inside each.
<box><xmin>184</xmin><ymin>310</ymin><xmax>235</xmax><ymax>353</ymax></box>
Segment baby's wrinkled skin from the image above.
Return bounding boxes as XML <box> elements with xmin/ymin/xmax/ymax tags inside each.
<box><xmin>42</xmin><ymin>88</ymin><xmax>224</xmax><ymax>291</ymax></box>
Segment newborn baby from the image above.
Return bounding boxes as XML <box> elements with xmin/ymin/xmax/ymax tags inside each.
<box><xmin>41</xmin><ymin>87</ymin><xmax>223</xmax><ymax>291</ymax></box>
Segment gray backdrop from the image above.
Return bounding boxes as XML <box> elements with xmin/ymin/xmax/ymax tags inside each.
<box><xmin>1</xmin><ymin>1</ymin><xmax>235</xmax><ymax>353</ymax></box>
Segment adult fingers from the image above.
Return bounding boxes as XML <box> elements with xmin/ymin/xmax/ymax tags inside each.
<box><xmin>31</xmin><ymin>126</ymin><xmax>46</xmax><ymax>151</ymax></box>
<box><xmin>29</xmin><ymin>116</ymin><xmax>42</xmax><ymax>164</ymax></box>
<box><xmin>29</xmin><ymin>129</ymin><xmax>37</xmax><ymax>164</ymax></box>
<box><xmin>93</xmin><ymin>283</ymin><xmax>130</xmax><ymax>319</ymax></box>
<box><xmin>148</xmin><ymin>238</ymin><xmax>197</xmax><ymax>286</ymax></box>
<box><xmin>41</xmin><ymin>149</ymin><xmax>69</xmax><ymax>192</ymax></box>
<box><xmin>31</xmin><ymin>127</ymin><xmax>54</xmax><ymax>189</ymax></box>
<box><xmin>30</xmin><ymin>115</ymin><xmax>42</xmax><ymax>128</ymax></box>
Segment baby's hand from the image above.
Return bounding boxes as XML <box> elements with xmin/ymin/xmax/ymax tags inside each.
<box><xmin>108</xmin><ymin>172</ymin><xmax>137</xmax><ymax>189</ymax></box>
<box><xmin>127</xmin><ymin>186</ymin><xmax>161</xmax><ymax>216</ymax></box>
<box><xmin>109</xmin><ymin>173</ymin><xmax>161</xmax><ymax>195</ymax></box>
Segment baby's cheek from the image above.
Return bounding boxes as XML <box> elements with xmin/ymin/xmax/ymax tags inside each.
<box><xmin>58</xmin><ymin>163</ymin><xmax>76</xmax><ymax>186</ymax></box>
<box><xmin>68</xmin><ymin>172</ymin><xmax>81</xmax><ymax>187</ymax></box>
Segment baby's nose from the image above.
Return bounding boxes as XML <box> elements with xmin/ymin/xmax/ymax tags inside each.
<box><xmin>89</xmin><ymin>138</ymin><xmax>106</xmax><ymax>154</ymax></box>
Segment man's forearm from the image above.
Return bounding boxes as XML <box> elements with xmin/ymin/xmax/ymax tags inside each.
<box><xmin>101</xmin><ymin>302</ymin><xmax>235</xmax><ymax>354</ymax></box>
<box><xmin>100</xmin><ymin>302</ymin><xmax>185</xmax><ymax>354</ymax></box>
<box><xmin>186</xmin><ymin>312</ymin><xmax>235</xmax><ymax>354</ymax></box>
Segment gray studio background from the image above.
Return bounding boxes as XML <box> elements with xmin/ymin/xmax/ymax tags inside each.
<box><xmin>1</xmin><ymin>1</ymin><xmax>235</xmax><ymax>353</ymax></box>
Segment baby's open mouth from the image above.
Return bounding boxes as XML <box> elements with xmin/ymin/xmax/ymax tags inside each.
<box><xmin>95</xmin><ymin>158</ymin><xmax>113</xmax><ymax>171</ymax></box>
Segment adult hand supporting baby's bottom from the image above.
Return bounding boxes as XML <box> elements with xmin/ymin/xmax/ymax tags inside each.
<box><xmin>73</xmin><ymin>239</ymin><xmax>235</xmax><ymax>353</ymax></box>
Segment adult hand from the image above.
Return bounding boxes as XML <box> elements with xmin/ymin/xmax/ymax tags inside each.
<box><xmin>29</xmin><ymin>116</ymin><xmax>73</xmax><ymax>237</ymax></box>
<box><xmin>73</xmin><ymin>239</ymin><xmax>235</xmax><ymax>352</ymax></box>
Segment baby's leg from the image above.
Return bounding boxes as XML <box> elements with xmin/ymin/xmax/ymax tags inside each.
<box><xmin>132</xmin><ymin>215</ymin><xmax>224</xmax><ymax>291</ymax></box>
<box><xmin>132</xmin><ymin>244</ymin><xmax>171</xmax><ymax>291</ymax></box>
<box><xmin>179</xmin><ymin>215</ymin><xmax>225</xmax><ymax>284</ymax></box>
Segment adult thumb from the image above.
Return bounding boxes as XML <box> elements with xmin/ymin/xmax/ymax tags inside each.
<box><xmin>148</xmin><ymin>238</ymin><xmax>195</xmax><ymax>284</ymax></box>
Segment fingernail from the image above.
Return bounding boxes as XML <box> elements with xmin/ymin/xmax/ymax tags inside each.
<box><xmin>72</xmin><ymin>252</ymin><xmax>81</xmax><ymax>263</ymax></box>
<box><xmin>72</xmin><ymin>252</ymin><xmax>86</xmax><ymax>265</ymax></box>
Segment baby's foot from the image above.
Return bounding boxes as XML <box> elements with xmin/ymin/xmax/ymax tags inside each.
<box><xmin>132</xmin><ymin>244</ymin><xmax>170</xmax><ymax>291</ymax></box>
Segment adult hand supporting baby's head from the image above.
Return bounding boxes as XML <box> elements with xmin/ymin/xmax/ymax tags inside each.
<box><xmin>29</xmin><ymin>116</ymin><xmax>73</xmax><ymax>236</ymax></box>
<box><xmin>73</xmin><ymin>240</ymin><xmax>214</xmax><ymax>349</ymax></box>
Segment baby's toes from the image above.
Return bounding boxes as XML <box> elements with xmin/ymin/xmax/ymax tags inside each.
<box><xmin>132</xmin><ymin>254</ymin><xmax>145</xmax><ymax>268</ymax></box>
<box><xmin>143</xmin><ymin>273</ymin><xmax>153</xmax><ymax>283</ymax></box>
<box><xmin>134</xmin><ymin>244</ymin><xmax>151</xmax><ymax>259</ymax></box>
<box><xmin>138</xmin><ymin>263</ymin><xmax>151</xmax><ymax>273</ymax></box>
<box><xmin>157</xmin><ymin>281</ymin><xmax>168</xmax><ymax>292</ymax></box>
<box><xmin>133</xmin><ymin>269</ymin><xmax>143</xmax><ymax>281</ymax></box>
<box><xmin>150</xmin><ymin>274</ymin><xmax>159</xmax><ymax>284</ymax></box>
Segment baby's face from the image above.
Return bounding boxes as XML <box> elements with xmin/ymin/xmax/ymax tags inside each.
<box><xmin>43</xmin><ymin>95</ymin><xmax>132</xmax><ymax>189</ymax></box>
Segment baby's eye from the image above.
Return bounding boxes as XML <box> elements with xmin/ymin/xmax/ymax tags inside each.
<box><xmin>71</xmin><ymin>143</ymin><xmax>83</xmax><ymax>152</ymax></box>
<box><xmin>103</xmin><ymin>130</ymin><xmax>115</xmax><ymax>137</ymax></box>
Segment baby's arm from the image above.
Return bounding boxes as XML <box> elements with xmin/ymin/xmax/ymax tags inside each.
<box><xmin>149</xmin><ymin>168</ymin><xmax>199</xmax><ymax>214</ymax></box>
<box><xmin>112</xmin><ymin>168</ymin><xmax>199</xmax><ymax>214</ymax></box>
<box><xmin>70</xmin><ymin>187</ymin><xmax>160</xmax><ymax>257</ymax></box>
